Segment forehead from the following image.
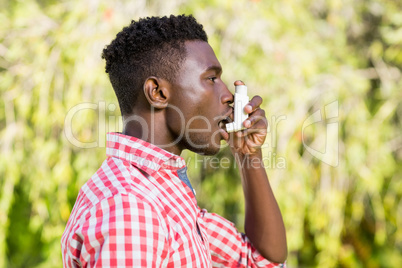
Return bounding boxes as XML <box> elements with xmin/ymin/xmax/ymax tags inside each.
<box><xmin>183</xmin><ymin>41</ymin><xmax>221</xmax><ymax>70</ymax></box>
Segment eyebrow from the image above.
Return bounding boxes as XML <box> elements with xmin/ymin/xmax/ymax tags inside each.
<box><xmin>205</xmin><ymin>65</ymin><xmax>222</xmax><ymax>74</ymax></box>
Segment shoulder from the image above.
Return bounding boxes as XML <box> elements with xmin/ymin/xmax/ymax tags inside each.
<box><xmin>62</xmin><ymin>193</ymin><xmax>170</xmax><ymax>267</ymax></box>
<box><xmin>70</xmin><ymin>157</ymin><xmax>168</xmax><ymax>231</ymax></box>
<box><xmin>78</xmin><ymin>157</ymin><xmax>150</xmax><ymax>206</ymax></box>
<box><xmin>87</xmin><ymin>193</ymin><xmax>168</xmax><ymax>230</ymax></box>
<box><xmin>62</xmin><ymin>156</ymin><xmax>171</xmax><ymax>264</ymax></box>
<box><xmin>64</xmin><ymin>192</ymin><xmax>169</xmax><ymax>249</ymax></box>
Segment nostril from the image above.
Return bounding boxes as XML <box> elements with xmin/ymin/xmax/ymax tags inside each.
<box><xmin>221</xmin><ymin>85</ymin><xmax>234</xmax><ymax>105</ymax></box>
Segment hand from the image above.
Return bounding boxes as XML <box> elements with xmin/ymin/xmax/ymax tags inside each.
<box><xmin>228</xmin><ymin>94</ymin><xmax>268</xmax><ymax>156</ymax></box>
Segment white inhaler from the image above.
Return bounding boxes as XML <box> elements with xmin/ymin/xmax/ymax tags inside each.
<box><xmin>226</xmin><ymin>84</ymin><xmax>249</xmax><ymax>133</ymax></box>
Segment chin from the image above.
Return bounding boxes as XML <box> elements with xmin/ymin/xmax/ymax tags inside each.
<box><xmin>184</xmin><ymin>141</ymin><xmax>220</xmax><ymax>155</ymax></box>
<box><xmin>201</xmin><ymin>147</ymin><xmax>220</xmax><ymax>156</ymax></box>
<box><xmin>183</xmin><ymin>133</ymin><xmax>221</xmax><ymax>155</ymax></box>
<box><xmin>189</xmin><ymin>145</ymin><xmax>220</xmax><ymax>156</ymax></box>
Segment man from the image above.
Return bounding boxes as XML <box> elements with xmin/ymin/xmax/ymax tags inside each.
<box><xmin>62</xmin><ymin>14</ymin><xmax>287</xmax><ymax>267</ymax></box>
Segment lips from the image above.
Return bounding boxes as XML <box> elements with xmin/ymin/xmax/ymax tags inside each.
<box><xmin>216</xmin><ymin>109</ymin><xmax>233</xmax><ymax>141</ymax></box>
<box><xmin>217</xmin><ymin>107</ymin><xmax>233</xmax><ymax>128</ymax></box>
<box><xmin>218</xmin><ymin>116</ymin><xmax>231</xmax><ymax>130</ymax></box>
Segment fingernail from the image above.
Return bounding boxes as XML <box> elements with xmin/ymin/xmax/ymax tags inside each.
<box><xmin>234</xmin><ymin>80</ymin><xmax>245</xmax><ymax>86</ymax></box>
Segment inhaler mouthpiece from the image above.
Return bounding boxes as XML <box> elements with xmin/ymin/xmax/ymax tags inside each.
<box><xmin>226</xmin><ymin>84</ymin><xmax>249</xmax><ymax>133</ymax></box>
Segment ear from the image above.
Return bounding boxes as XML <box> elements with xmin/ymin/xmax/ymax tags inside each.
<box><xmin>143</xmin><ymin>77</ymin><xmax>170</xmax><ymax>109</ymax></box>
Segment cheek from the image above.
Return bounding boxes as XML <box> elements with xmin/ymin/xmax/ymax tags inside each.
<box><xmin>170</xmin><ymin>88</ymin><xmax>219</xmax><ymax>131</ymax></box>
<box><xmin>186</xmin><ymin>113</ymin><xmax>211</xmax><ymax>130</ymax></box>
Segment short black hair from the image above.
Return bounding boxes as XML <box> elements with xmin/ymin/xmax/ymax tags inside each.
<box><xmin>102</xmin><ymin>14</ymin><xmax>208</xmax><ymax>115</ymax></box>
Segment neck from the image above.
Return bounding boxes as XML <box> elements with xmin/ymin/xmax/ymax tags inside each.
<box><xmin>122</xmin><ymin>110</ymin><xmax>182</xmax><ymax>156</ymax></box>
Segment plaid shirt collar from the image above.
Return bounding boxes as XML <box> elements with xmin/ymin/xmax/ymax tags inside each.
<box><xmin>106</xmin><ymin>132</ymin><xmax>186</xmax><ymax>175</ymax></box>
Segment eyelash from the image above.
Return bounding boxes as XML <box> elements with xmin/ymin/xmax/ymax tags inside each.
<box><xmin>208</xmin><ymin>77</ymin><xmax>217</xmax><ymax>83</ymax></box>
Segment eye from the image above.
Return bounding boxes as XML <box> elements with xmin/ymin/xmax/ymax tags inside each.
<box><xmin>208</xmin><ymin>77</ymin><xmax>217</xmax><ymax>83</ymax></box>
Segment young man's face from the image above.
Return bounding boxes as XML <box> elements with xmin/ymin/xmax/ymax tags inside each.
<box><xmin>166</xmin><ymin>41</ymin><xmax>233</xmax><ymax>155</ymax></box>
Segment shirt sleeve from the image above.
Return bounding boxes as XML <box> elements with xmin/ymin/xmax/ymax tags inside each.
<box><xmin>198</xmin><ymin>208</ymin><xmax>286</xmax><ymax>268</ymax></box>
<box><xmin>70</xmin><ymin>193</ymin><xmax>169</xmax><ymax>267</ymax></box>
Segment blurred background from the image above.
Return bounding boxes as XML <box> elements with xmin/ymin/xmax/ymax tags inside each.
<box><xmin>1</xmin><ymin>0</ymin><xmax>401</xmax><ymax>267</ymax></box>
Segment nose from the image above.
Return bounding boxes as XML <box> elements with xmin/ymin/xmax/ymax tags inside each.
<box><xmin>221</xmin><ymin>82</ymin><xmax>234</xmax><ymax>105</ymax></box>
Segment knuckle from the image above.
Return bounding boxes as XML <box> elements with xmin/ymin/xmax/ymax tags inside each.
<box><xmin>254</xmin><ymin>95</ymin><xmax>263</xmax><ymax>104</ymax></box>
<box><xmin>254</xmin><ymin>109</ymin><xmax>265</xmax><ymax>118</ymax></box>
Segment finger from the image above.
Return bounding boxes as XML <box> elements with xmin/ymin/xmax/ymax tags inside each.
<box><xmin>229</xmin><ymin>130</ymin><xmax>243</xmax><ymax>148</ymax></box>
<box><xmin>234</xmin><ymin>80</ymin><xmax>245</xmax><ymax>86</ymax></box>
<box><xmin>243</xmin><ymin>110</ymin><xmax>267</xmax><ymax>128</ymax></box>
<box><xmin>236</xmin><ymin>127</ymin><xmax>268</xmax><ymax>138</ymax></box>
<box><xmin>244</xmin><ymin>95</ymin><xmax>263</xmax><ymax>114</ymax></box>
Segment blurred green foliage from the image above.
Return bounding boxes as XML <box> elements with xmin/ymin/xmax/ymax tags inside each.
<box><xmin>0</xmin><ymin>0</ymin><xmax>401</xmax><ymax>267</ymax></box>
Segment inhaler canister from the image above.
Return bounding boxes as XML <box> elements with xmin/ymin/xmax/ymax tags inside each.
<box><xmin>226</xmin><ymin>84</ymin><xmax>249</xmax><ymax>133</ymax></box>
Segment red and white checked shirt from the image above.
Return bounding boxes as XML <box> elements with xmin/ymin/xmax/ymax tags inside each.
<box><xmin>62</xmin><ymin>132</ymin><xmax>284</xmax><ymax>267</ymax></box>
